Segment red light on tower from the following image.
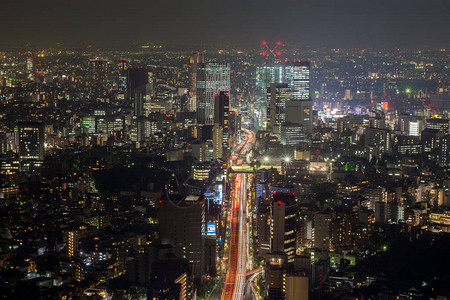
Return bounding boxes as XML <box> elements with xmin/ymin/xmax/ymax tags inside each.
<box><xmin>262</xmin><ymin>41</ymin><xmax>266</xmax><ymax>45</ymax></box>
<box><xmin>277</xmin><ymin>41</ymin><xmax>281</xmax><ymax>45</ymax></box>
<box><xmin>276</xmin><ymin>52</ymin><xmax>280</xmax><ymax>56</ymax></box>
<box><xmin>262</xmin><ymin>52</ymin><xmax>266</xmax><ymax>56</ymax></box>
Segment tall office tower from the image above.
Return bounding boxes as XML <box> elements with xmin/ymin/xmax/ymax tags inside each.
<box><xmin>117</xmin><ymin>59</ymin><xmax>128</xmax><ymax>93</ymax></box>
<box><xmin>127</xmin><ymin>67</ymin><xmax>149</xmax><ymax>99</ymax></box>
<box><xmin>312</xmin><ymin>212</ymin><xmax>331</xmax><ymax>251</ymax></box>
<box><xmin>133</xmin><ymin>86</ymin><xmax>145</xmax><ymax>117</ymax></box>
<box><xmin>26</xmin><ymin>54</ymin><xmax>35</xmax><ymax>74</ymax></box>
<box><xmin>256</xmin><ymin>181</ymin><xmax>271</xmax><ymax>257</ymax></box>
<box><xmin>284</xmin><ymin>60</ymin><xmax>313</xmax><ymax>133</ymax></box>
<box><xmin>271</xmin><ymin>192</ymin><xmax>298</xmax><ymax>263</ymax></box>
<box><xmin>285</xmin><ymin>100</ymin><xmax>313</xmax><ymax>133</ymax></box>
<box><xmin>212</xmin><ymin>124</ymin><xmax>223</xmax><ymax>159</ymax></box>
<box><xmin>267</xmin><ymin>83</ymin><xmax>291</xmax><ymax>128</ymax></box>
<box><xmin>18</xmin><ymin>121</ymin><xmax>45</xmax><ymax>167</ymax></box>
<box><xmin>127</xmin><ymin>67</ymin><xmax>149</xmax><ymax>116</ymax></box>
<box><xmin>159</xmin><ymin>195</ymin><xmax>205</xmax><ymax>277</ymax></box>
<box><xmin>196</xmin><ymin>62</ymin><xmax>230</xmax><ymax>125</ymax></box>
<box><xmin>88</xmin><ymin>58</ymin><xmax>108</xmax><ymax>99</ymax></box>
<box><xmin>213</xmin><ymin>91</ymin><xmax>230</xmax><ymax>159</ymax></box>
<box><xmin>189</xmin><ymin>52</ymin><xmax>204</xmax><ymax>112</ymax></box>
<box><xmin>255</xmin><ymin>65</ymin><xmax>285</xmax><ymax>128</ymax></box>
<box><xmin>286</xmin><ymin>61</ymin><xmax>311</xmax><ymax>100</ymax></box>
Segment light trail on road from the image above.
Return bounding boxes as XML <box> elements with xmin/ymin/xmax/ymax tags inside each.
<box><xmin>221</xmin><ymin>128</ymin><xmax>256</xmax><ymax>300</ymax></box>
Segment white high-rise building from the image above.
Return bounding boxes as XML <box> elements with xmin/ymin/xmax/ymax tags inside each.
<box><xmin>196</xmin><ymin>63</ymin><xmax>230</xmax><ymax>125</ymax></box>
<box><xmin>285</xmin><ymin>61</ymin><xmax>311</xmax><ymax>100</ymax></box>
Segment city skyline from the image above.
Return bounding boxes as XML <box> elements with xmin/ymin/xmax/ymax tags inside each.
<box><xmin>1</xmin><ymin>1</ymin><xmax>450</xmax><ymax>299</ymax></box>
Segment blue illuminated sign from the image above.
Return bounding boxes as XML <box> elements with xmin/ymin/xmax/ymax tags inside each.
<box><xmin>206</xmin><ymin>222</ymin><xmax>216</xmax><ymax>236</ymax></box>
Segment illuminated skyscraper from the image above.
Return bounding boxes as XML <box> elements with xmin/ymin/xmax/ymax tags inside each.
<box><xmin>256</xmin><ymin>66</ymin><xmax>285</xmax><ymax>127</ymax></box>
<box><xmin>267</xmin><ymin>83</ymin><xmax>291</xmax><ymax>128</ymax></box>
<box><xmin>196</xmin><ymin>63</ymin><xmax>230</xmax><ymax>125</ymax></box>
<box><xmin>284</xmin><ymin>61</ymin><xmax>313</xmax><ymax>133</ymax></box>
<box><xmin>256</xmin><ymin>66</ymin><xmax>285</xmax><ymax>100</ymax></box>
<box><xmin>189</xmin><ymin>52</ymin><xmax>204</xmax><ymax>112</ymax></box>
<box><xmin>285</xmin><ymin>61</ymin><xmax>311</xmax><ymax>100</ymax></box>
<box><xmin>26</xmin><ymin>54</ymin><xmax>35</xmax><ymax>75</ymax></box>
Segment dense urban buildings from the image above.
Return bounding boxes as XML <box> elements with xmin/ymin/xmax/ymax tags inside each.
<box><xmin>0</xmin><ymin>8</ymin><xmax>449</xmax><ymax>300</ymax></box>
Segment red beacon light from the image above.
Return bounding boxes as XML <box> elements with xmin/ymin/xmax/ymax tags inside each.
<box><xmin>262</xmin><ymin>41</ymin><xmax>267</xmax><ymax>45</ymax></box>
<box><xmin>277</xmin><ymin>41</ymin><xmax>281</xmax><ymax>45</ymax></box>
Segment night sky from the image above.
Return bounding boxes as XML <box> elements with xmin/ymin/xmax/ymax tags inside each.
<box><xmin>2</xmin><ymin>0</ymin><xmax>449</xmax><ymax>48</ymax></box>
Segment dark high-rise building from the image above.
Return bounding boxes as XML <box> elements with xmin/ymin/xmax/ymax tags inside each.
<box><xmin>271</xmin><ymin>192</ymin><xmax>298</xmax><ymax>263</ymax></box>
<box><xmin>196</xmin><ymin>63</ymin><xmax>230</xmax><ymax>125</ymax></box>
<box><xmin>159</xmin><ymin>195</ymin><xmax>205</xmax><ymax>277</ymax></box>
<box><xmin>18</xmin><ymin>121</ymin><xmax>44</xmax><ymax>161</ymax></box>
<box><xmin>88</xmin><ymin>59</ymin><xmax>108</xmax><ymax>99</ymax></box>
<box><xmin>127</xmin><ymin>67</ymin><xmax>149</xmax><ymax>100</ymax></box>
<box><xmin>133</xmin><ymin>86</ymin><xmax>145</xmax><ymax>117</ymax></box>
<box><xmin>189</xmin><ymin>52</ymin><xmax>204</xmax><ymax>112</ymax></box>
<box><xmin>213</xmin><ymin>91</ymin><xmax>230</xmax><ymax>159</ymax></box>
<box><xmin>285</xmin><ymin>100</ymin><xmax>313</xmax><ymax>134</ymax></box>
<box><xmin>127</xmin><ymin>67</ymin><xmax>149</xmax><ymax>116</ymax></box>
<box><xmin>18</xmin><ymin>120</ymin><xmax>45</xmax><ymax>173</ymax></box>
<box><xmin>365</xmin><ymin>127</ymin><xmax>391</xmax><ymax>160</ymax></box>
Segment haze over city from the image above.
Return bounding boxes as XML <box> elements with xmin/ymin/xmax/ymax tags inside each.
<box><xmin>2</xmin><ymin>0</ymin><xmax>450</xmax><ymax>48</ymax></box>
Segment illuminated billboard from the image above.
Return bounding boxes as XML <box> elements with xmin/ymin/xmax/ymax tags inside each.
<box><xmin>214</xmin><ymin>184</ymin><xmax>223</xmax><ymax>204</ymax></box>
<box><xmin>206</xmin><ymin>222</ymin><xmax>216</xmax><ymax>236</ymax></box>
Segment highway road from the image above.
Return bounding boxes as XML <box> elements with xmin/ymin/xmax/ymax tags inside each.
<box><xmin>221</xmin><ymin>128</ymin><xmax>256</xmax><ymax>300</ymax></box>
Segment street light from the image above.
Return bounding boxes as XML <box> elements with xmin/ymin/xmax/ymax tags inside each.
<box><xmin>264</xmin><ymin>156</ymin><xmax>269</xmax><ymax>162</ymax></box>
<box><xmin>284</xmin><ymin>157</ymin><xmax>290</xmax><ymax>162</ymax></box>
